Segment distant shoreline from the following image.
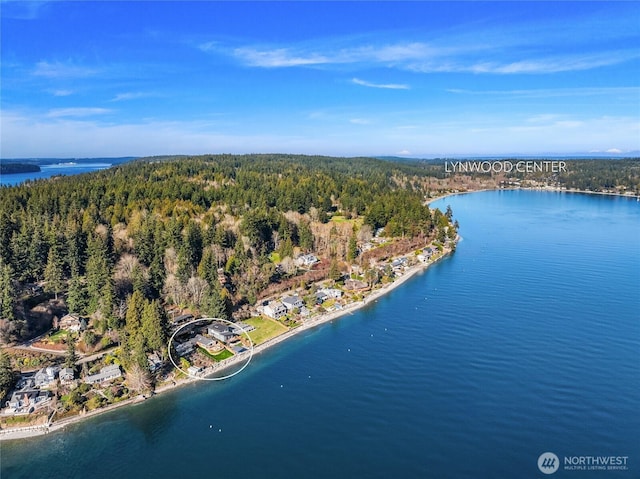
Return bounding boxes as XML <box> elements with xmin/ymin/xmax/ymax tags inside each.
<box><xmin>0</xmin><ymin>246</ymin><xmax>454</xmax><ymax>442</ymax></box>
<box><xmin>427</xmin><ymin>186</ymin><xmax>639</xmax><ymax>205</ymax></box>
<box><xmin>0</xmin><ymin>163</ymin><xmax>41</xmax><ymax>175</ymax></box>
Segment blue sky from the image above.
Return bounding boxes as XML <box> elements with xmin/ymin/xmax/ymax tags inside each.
<box><xmin>1</xmin><ymin>1</ymin><xmax>639</xmax><ymax>158</ymax></box>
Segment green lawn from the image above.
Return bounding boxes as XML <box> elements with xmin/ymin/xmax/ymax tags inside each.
<box><xmin>244</xmin><ymin>317</ymin><xmax>289</xmax><ymax>345</ymax></box>
<box><xmin>48</xmin><ymin>329</ymin><xmax>70</xmax><ymax>343</ymax></box>
<box><xmin>197</xmin><ymin>346</ymin><xmax>234</xmax><ymax>362</ymax></box>
<box><xmin>212</xmin><ymin>349</ymin><xmax>233</xmax><ymax>361</ymax></box>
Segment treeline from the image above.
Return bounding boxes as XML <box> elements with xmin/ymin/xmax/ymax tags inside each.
<box><xmin>0</xmin><ymin>163</ymin><xmax>41</xmax><ymax>175</ymax></box>
<box><xmin>436</xmin><ymin>158</ymin><xmax>640</xmax><ymax>192</ymax></box>
<box><xmin>556</xmin><ymin>159</ymin><xmax>640</xmax><ymax>192</ymax></box>
<box><xmin>0</xmin><ymin>154</ymin><xmax>447</xmax><ymax>348</ymax></box>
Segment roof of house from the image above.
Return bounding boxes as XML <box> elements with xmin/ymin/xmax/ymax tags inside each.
<box><xmin>208</xmin><ymin>322</ymin><xmax>231</xmax><ymax>333</ymax></box>
<box><xmin>266</xmin><ymin>300</ymin><xmax>286</xmax><ymax>310</ymax></box>
<box><xmin>85</xmin><ymin>364</ymin><xmax>121</xmax><ymax>383</ymax></box>
<box><xmin>282</xmin><ymin>295</ymin><xmax>302</xmax><ymax>305</ymax></box>
<box><xmin>195</xmin><ymin>334</ymin><xmax>215</xmax><ymax>346</ymax></box>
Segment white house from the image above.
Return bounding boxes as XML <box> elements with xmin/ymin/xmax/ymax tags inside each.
<box><xmin>295</xmin><ymin>254</ymin><xmax>319</xmax><ymax>267</ymax></box>
<box><xmin>34</xmin><ymin>366</ymin><xmax>58</xmax><ymax>388</ymax></box>
<box><xmin>318</xmin><ymin>288</ymin><xmax>342</xmax><ymax>299</ymax></box>
<box><xmin>281</xmin><ymin>295</ymin><xmax>304</xmax><ymax>311</ymax></box>
<box><xmin>264</xmin><ymin>301</ymin><xmax>287</xmax><ymax>319</ymax></box>
<box><xmin>58</xmin><ymin>313</ymin><xmax>87</xmax><ymax>333</ymax></box>
<box><xmin>85</xmin><ymin>364</ymin><xmax>122</xmax><ymax>384</ymax></box>
<box><xmin>59</xmin><ymin>367</ymin><xmax>75</xmax><ymax>383</ymax></box>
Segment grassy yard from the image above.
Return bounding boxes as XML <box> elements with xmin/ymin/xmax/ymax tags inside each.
<box><xmin>197</xmin><ymin>346</ymin><xmax>234</xmax><ymax>362</ymax></box>
<box><xmin>244</xmin><ymin>317</ymin><xmax>289</xmax><ymax>345</ymax></box>
<box><xmin>212</xmin><ymin>349</ymin><xmax>233</xmax><ymax>361</ymax></box>
<box><xmin>48</xmin><ymin>329</ymin><xmax>70</xmax><ymax>343</ymax></box>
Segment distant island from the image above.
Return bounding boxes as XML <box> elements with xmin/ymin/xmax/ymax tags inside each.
<box><xmin>0</xmin><ymin>163</ymin><xmax>41</xmax><ymax>175</ymax></box>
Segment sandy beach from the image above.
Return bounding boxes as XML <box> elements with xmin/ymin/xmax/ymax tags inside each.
<box><xmin>0</xmin><ymin>247</ymin><xmax>453</xmax><ymax>442</ymax></box>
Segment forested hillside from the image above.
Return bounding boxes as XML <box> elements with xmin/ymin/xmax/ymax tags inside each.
<box><xmin>0</xmin><ymin>155</ymin><xmax>452</xmax><ymax>352</ymax></box>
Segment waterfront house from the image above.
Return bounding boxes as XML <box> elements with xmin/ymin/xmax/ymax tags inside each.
<box><xmin>281</xmin><ymin>295</ymin><xmax>304</xmax><ymax>311</ymax></box>
<box><xmin>187</xmin><ymin>366</ymin><xmax>202</xmax><ymax>376</ymax></box>
<box><xmin>264</xmin><ymin>301</ymin><xmax>287</xmax><ymax>319</ymax></box>
<box><xmin>207</xmin><ymin>323</ymin><xmax>236</xmax><ymax>343</ymax></box>
<box><xmin>147</xmin><ymin>353</ymin><xmax>163</xmax><ymax>373</ymax></box>
<box><xmin>85</xmin><ymin>364</ymin><xmax>122</xmax><ymax>384</ymax></box>
<box><xmin>231</xmin><ymin>322</ymin><xmax>255</xmax><ymax>334</ymax></box>
<box><xmin>175</xmin><ymin>340</ymin><xmax>195</xmax><ymax>356</ymax></box>
<box><xmin>318</xmin><ymin>288</ymin><xmax>342</xmax><ymax>299</ymax></box>
<box><xmin>315</xmin><ymin>291</ymin><xmax>328</xmax><ymax>304</ymax></box>
<box><xmin>59</xmin><ymin>367</ymin><xmax>75</xmax><ymax>383</ymax></box>
<box><xmin>34</xmin><ymin>366</ymin><xmax>59</xmax><ymax>388</ymax></box>
<box><xmin>7</xmin><ymin>389</ymin><xmax>51</xmax><ymax>413</ymax></box>
<box><xmin>194</xmin><ymin>333</ymin><xmax>217</xmax><ymax>349</ymax></box>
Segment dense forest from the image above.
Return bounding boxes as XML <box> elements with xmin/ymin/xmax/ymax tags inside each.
<box><xmin>0</xmin><ymin>154</ymin><xmax>455</xmax><ymax>378</ymax></box>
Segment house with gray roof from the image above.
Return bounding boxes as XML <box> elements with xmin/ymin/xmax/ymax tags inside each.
<box><xmin>85</xmin><ymin>364</ymin><xmax>122</xmax><ymax>384</ymax></box>
<box><xmin>207</xmin><ymin>323</ymin><xmax>236</xmax><ymax>343</ymax></box>
<box><xmin>281</xmin><ymin>295</ymin><xmax>303</xmax><ymax>311</ymax></box>
<box><xmin>264</xmin><ymin>301</ymin><xmax>287</xmax><ymax>319</ymax></box>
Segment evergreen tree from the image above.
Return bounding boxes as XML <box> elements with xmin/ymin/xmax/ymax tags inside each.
<box><xmin>201</xmin><ymin>284</ymin><xmax>229</xmax><ymax>320</ymax></box>
<box><xmin>28</xmin><ymin>225</ymin><xmax>48</xmax><ymax>281</ymax></box>
<box><xmin>86</xmin><ymin>234</ymin><xmax>111</xmax><ymax>314</ymax></box>
<box><xmin>141</xmin><ymin>299</ymin><xmax>168</xmax><ymax>356</ymax></box>
<box><xmin>125</xmin><ymin>290</ymin><xmax>145</xmax><ymax>340</ymax></box>
<box><xmin>66</xmin><ymin>273</ymin><xmax>89</xmax><ymax>315</ymax></box>
<box><xmin>445</xmin><ymin>205</ymin><xmax>453</xmax><ymax>221</ymax></box>
<box><xmin>0</xmin><ymin>352</ymin><xmax>15</xmax><ymax>401</ymax></box>
<box><xmin>347</xmin><ymin>234</ymin><xmax>358</xmax><ymax>263</ymax></box>
<box><xmin>0</xmin><ymin>211</ymin><xmax>14</xmax><ymax>266</ymax></box>
<box><xmin>299</xmin><ymin>220</ymin><xmax>314</xmax><ymax>252</ymax></box>
<box><xmin>65</xmin><ymin>333</ymin><xmax>77</xmax><ymax>368</ymax></box>
<box><xmin>0</xmin><ymin>260</ymin><xmax>15</xmax><ymax>320</ymax></box>
<box><xmin>329</xmin><ymin>258</ymin><xmax>342</xmax><ymax>282</ymax></box>
<box><xmin>44</xmin><ymin>245</ymin><xmax>65</xmax><ymax>300</ymax></box>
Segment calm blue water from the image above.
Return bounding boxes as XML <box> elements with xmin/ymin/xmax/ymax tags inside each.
<box><xmin>0</xmin><ymin>158</ymin><xmax>135</xmax><ymax>186</ymax></box>
<box><xmin>1</xmin><ymin>190</ymin><xmax>638</xmax><ymax>478</ymax></box>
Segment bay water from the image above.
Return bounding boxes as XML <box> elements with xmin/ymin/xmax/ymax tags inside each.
<box><xmin>1</xmin><ymin>190</ymin><xmax>638</xmax><ymax>478</ymax></box>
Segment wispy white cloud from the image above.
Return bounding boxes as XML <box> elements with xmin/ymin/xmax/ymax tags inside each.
<box><xmin>349</xmin><ymin>118</ymin><xmax>371</xmax><ymax>125</ymax></box>
<box><xmin>49</xmin><ymin>89</ymin><xmax>74</xmax><ymax>97</ymax></box>
<box><xmin>110</xmin><ymin>92</ymin><xmax>150</xmax><ymax>102</ymax></box>
<box><xmin>207</xmin><ymin>29</ymin><xmax>638</xmax><ymax>74</ymax></box>
<box><xmin>447</xmin><ymin>86</ymin><xmax>640</xmax><ymax>98</ymax></box>
<box><xmin>33</xmin><ymin>61</ymin><xmax>98</xmax><ymax>78</ymax></box>
<box><xmin>352</xmin><ymin>78</ymin><xmax>409</xmax><ymax>90</ymax></box>
<box><xmin>409</xmin><ymin>51</ymin><xmax>640</xmax><ymax>74</ymax></box>
<box><xmin>231</xmin><ymin>47</ymin><xmax>330</xmax><ymax>67</ymax></box>
<box><xmin>47</xmin><ymin>107</ymin><xmax>111</xmax><ymax>118</ymax></box>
